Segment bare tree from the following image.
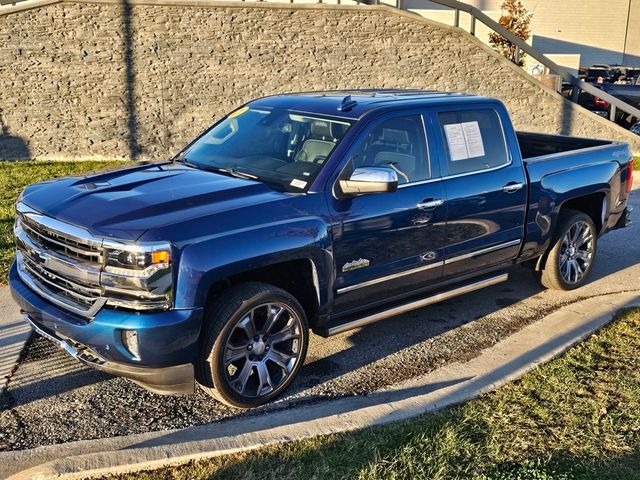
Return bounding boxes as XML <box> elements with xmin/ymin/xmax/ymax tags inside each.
<box><xmin>489</xmin><ymin>0</ymin><xmax>532</xmax><ymax>67</ymax></box>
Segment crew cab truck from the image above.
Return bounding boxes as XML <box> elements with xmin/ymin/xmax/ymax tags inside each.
<box><xmin>10</xmin><ymin>90</ymin><xmax>634</xmax><ymax>408</ymax></box>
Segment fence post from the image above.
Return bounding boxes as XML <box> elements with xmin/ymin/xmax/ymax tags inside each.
<box><xmin>453</xmin><ymin>9</ymin><xmax>459</xmax><ymax>27</ymax></box>
<box><xmin>609</xmin><ymin>104</ymin><xmax>617</xmax><ymax>121</ymax></box>
<box><xmin>514</xmin><ymin>47</ymin><xmax>519</xmax><ymax>65</ymax></box>
<box><xmin>469</xmin><ymin>14</ymin><xmax>476</xmax><ymax>35</ymax></box>
<box><xmin>570</xmin><ymin>85</ymin><xmax>580</xmax><ymax>103</ymax></box>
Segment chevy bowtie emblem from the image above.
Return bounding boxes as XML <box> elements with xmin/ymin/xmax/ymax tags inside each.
<box><xmin>342</xmin><ymin>258</ymin><xmax>370</xmax><ymax>272</ymax></box>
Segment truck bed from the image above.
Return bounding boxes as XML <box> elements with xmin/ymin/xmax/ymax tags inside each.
<box><xmin>517</xmin><ymin>131</ymin><xmax>612</xmax><ymax>160</ymax></box>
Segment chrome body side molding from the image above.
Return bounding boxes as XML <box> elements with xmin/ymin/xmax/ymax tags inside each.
<box><xmin>337</xmin><ymin>240</ymin><xmax>520</xmax><ymax>295</ymax></box>
<box><xmin>443</xmin><ymin>239</ymin><xmax>521</xmax><ymax>265</ymax></box>
<box><xmin>337</xmin><ymin>260</ymin><xmax>443</xmax><ymax>295</ymax></box>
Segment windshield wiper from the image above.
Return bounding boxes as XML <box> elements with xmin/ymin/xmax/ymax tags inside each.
<box><xmin>174</xmin><ymin>156</ymin><xmax>200</xmax><ymax>169</ymax></box>
<box><xmin>174</xmin><ymin>157</ymin><xmax>258</xmax><ymax>181</ymax></box>
<box><xmin>206</xmin><ymin>166</ymin><xmax>258</xmax><ymax>180</ymax></box>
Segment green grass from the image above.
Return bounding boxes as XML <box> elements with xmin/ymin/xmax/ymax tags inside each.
<box><xmin>634</xmin><ymin>155</ymin><xmax>640</xmax><ymax>170</ymax></box>
<box><xmin>107</xmin><ymin>309</ymin><xmax>640</xmax><ymax>480</ymax></box>
<box><xmin>0</xmin><ymin>161</ymin><xmax>132</xmax><ymax>284</ymax></box>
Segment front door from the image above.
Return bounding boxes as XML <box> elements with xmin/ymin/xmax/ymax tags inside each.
<box><xmin>329</xmin><ymin>112</ymin><xmax>448</xmax><ymax>314</ymax></box>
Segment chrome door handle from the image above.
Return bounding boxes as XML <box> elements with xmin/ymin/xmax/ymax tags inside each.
<box><xmin>502</xmin><ymin>182</ymin><xmax>524</xmax><ymax>193</ymax></box>
<box><xmin>417</xmin><ymin>199</ymin><xmax>445</xmax><ymax>210</ymax></box>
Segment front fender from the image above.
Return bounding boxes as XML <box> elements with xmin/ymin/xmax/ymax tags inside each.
<box><xmin>174</xmin><ymin>218</ymin><xmax>333</xmax><ymax>309</ymax></box>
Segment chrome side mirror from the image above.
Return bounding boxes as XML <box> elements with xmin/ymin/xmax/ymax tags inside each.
<box><xmin>631</xmin><ymin>123</ymin><xmax>640</xmax><ymax>136</ymax></box>
<box><xmin>339</xmin><ymin>167</ymin><xmax>398</xmax><ymax>196</ymax></box>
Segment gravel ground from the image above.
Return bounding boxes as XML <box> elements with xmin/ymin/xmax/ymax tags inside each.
<box><xmin>1</xmin><ymin>188</ymin><xmax>638</xmax><ymax>452</ymax></box>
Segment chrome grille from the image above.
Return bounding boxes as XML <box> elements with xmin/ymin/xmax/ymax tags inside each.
<box><xmin>20</xmin><ymin>252</ymin><xmax>101</xmax><ymax>307</ymax></box>
<box><xmin>15</xmin><ymin>203</ymin><xmax>107</xmax><ymax>318</ymax></box>
<box><xmin>18</xmin><ymin>212</ymin><xmax>102</xmax><ymax>264</ymax></box>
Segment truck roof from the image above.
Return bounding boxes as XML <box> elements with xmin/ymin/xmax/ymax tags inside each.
<box><xmin>249</xmin><ymin>89</ymin><xmax>494</xmax><ymax>120</ymax></box>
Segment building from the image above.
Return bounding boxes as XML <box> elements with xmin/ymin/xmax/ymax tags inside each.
<box><xmin>402</xmin><ymin>0</ymin><xmax>640</xmax><ymax>73</ymax></box>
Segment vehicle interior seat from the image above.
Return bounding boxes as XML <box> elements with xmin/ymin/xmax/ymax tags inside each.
<box><xmin>374</xmin><ymin>151</ymin><xmax>416</xmax><ymax>184</ymax></box>
<box><xmin>294</xmin><ymin>121</ymin><xmax>337</xmax><ymax>164</ymax></box>
<box><xmin>371</xmin><ymin>127</ymin><xmax>417</xmax><ymax>184</ymax></box>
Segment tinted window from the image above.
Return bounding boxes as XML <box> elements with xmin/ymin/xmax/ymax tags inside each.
<box><xmin>437</xmin><ymin>109</ymin><xmax>509</xmax><ymax>176</ymax></box>
<box><xmin>586</xmin><ymin>69</ymin><xmax>610</xmax><ymax>79</ymax></box>
<box><xmin>347</xmin><ymin>115</ymin><xmax>430</xmax><ymax>185</ymax></box>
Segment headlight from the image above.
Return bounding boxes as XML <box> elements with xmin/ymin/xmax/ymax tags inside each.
<box><xmin>101</xmin><ymin>241</ymin><xmax>173</xmax><ymax>311</ymax></box>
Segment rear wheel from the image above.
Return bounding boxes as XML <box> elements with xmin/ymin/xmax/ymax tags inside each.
<box><xmin>541</xmin><ymin>210</ymin><xmax>597</xmax><ymax>290</ymax></box>
<box><xmin>197</xmin><ymin>282</ymin><xmax>309</xmax><ymax>408</ymax></box>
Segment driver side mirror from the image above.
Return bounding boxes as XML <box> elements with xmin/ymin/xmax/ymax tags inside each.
<box><xmin>339</xmin><ymin>167</ymin><xmax>398</xmax><ymax>196</ymax></box>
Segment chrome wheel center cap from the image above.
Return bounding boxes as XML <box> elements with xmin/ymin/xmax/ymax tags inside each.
<box><xmin>252</xmin><ymin>340</ymin><xmax>266</xmax><ymax>356</ymax></box>
<box><xmin>567</xmin><ymin>245</ymin><xmax>576</xmax><ymax>257</ymax></box>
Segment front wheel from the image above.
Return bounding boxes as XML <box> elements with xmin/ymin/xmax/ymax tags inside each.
<box><xmin>197</xmin><ymin>282</ymin><xmax>309</xmax><ymax>409</ymax></box>
<box><xmin>541</xmin><ymin>209</ymin><xmax>597</xmax><ymax>290</ymax></box>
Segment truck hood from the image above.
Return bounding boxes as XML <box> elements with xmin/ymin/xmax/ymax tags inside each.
<box><xmin>21</xmin><ymin>162</ymin><xmax>288</xmax><ymax>241</ymax></box>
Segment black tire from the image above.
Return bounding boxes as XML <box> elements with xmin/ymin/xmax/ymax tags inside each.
<box><xmin>540</xmin><ymin>209</ymin><xmax>597</xmax><ymax>290</ymax></box>
<box><xmin>197</xmin><ymin>282</ymin><xmax>309</xmax><ymax>409</ymax></box>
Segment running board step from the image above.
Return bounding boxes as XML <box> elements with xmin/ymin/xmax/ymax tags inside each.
<box><xmin>327</xmin><ymin>273</ymin><xmax>509</xmax><ymax>336</ymax></box>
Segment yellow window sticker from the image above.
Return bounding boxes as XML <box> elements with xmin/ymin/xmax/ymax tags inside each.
<box><xmin>228</xmin><ymin>106</ymin><xmax>249</xmax><ymax>119</ymax></box>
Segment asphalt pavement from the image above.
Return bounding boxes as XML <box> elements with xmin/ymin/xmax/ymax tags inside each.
<box><xmin>1</xmin><ymin>186</ymin><xmax>638</xmax><ymax>452</ymax></box>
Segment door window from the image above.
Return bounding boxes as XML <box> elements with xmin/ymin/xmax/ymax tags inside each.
<box><xmin>346</xmin><ymin>115</ymin><xmax>430</xmax><ymax>185</ymax></box>
<box><xmin>437</xmin><ymin>109</ymin><xmax>509</xmax><ymax>176</ymax></box>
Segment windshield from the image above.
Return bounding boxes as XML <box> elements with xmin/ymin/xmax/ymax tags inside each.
<box><xmin>179</xmin><ymin>106</ymin><xmax>353</xmax><ymax>192</ymax></box>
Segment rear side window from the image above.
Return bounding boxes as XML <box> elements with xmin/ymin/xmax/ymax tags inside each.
<box><xmin>437</xmin><ymin>109</ymin><xmax>509</xmax><ymax>176</ymax></box>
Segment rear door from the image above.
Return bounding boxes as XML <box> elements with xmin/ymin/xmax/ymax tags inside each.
<box><xmin>328</xmin><ymin>111</ymin><xmax>448</xmax><ymax>314</ymax></box>
<box><xmin>431</xmin><ymin>105</ymin><xmax>527</xmax><ymax>278</ymax></box>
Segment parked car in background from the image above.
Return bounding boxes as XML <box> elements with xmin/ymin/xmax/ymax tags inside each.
<box><xmin>620</xmin><ymin>68</ymin><xmax>640</xmax><ymax>84</ymax></box>
<box><xmin>562</xmin><ymin>82</ymin><xmax>640</xmax><ymax>129</ymax></box>
<box><xmin>596</xmin><ymin>82</ymin><xmax>640</xmax><ymax>128</ymax></box>
<box><xmin>10</xmin><ymin>90</ymin><xmax>634</xmax><ymax>408</ymax></box>
<box><xmin>585</xmin><ymin>68</ymin><xmax>612</xmax><ymax>83</ymax></box>
<box><xmin>561</xmin><ymin>84</ymin><xmax>610</xmax><ymax>118</ymax></box>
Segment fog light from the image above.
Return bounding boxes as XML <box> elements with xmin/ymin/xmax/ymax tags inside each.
<box><xmin>122</xmin><ymin>330</ymin><xmax>140</xmax><ymax>360</ymax></box>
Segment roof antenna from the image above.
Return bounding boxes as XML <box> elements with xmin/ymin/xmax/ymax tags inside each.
<box><xmin>338</xmin><ymin>95</ymin><xmax>358</xmax><ymax>112</ymax></box>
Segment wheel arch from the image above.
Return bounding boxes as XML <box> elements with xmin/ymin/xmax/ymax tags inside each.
<box><xmin>535</xmin><ymin>197</ymin><xmax>603</xmax><ymax>272</ymax></box>
<box><xmin>204</xmin><ymin>258</ymin><xmax>323</xmax><ymax>329</ymax></box>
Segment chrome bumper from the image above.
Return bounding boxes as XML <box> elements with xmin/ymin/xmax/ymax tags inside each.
<box><xmin>26</xmin><ymin>315</ymin><xmax>195</xmax><ymax>395</ymax></box>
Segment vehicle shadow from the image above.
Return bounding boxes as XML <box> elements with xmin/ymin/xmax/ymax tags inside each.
<box><xmin>0</xmin><ymin>336</ymin><xmax>109</xmax><ymax>410</ymax></box>
<box><xmin>290</xmin><ymin>265</ymin><xmax>544</xmax><ymax>397</ymax></box>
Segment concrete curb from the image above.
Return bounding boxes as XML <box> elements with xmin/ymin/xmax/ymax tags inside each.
<box><xmin>0</xmin><ymin>286</ymin><xmax>30</xmax><ymax>393</ymax></box>
<box><xmin>2</xmin><ymin>290</ymin><xmax>638</xmax><ymax>480</ymax></box>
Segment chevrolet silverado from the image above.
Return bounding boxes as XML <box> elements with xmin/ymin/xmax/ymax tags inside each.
<box><xmin>10</xmin><ymin>90</ymin><xmax>634</xmax><ymax>408</ymax></box>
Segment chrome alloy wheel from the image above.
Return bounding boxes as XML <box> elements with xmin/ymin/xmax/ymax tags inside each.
<box><xmin>223</xmin><ymin>303</ymin><xmax>303</xmax><ymax>398</ymax></box>
<box><xmin>559</xmin><ymin>220</ymin><xmax>594</xmax><ymax>285</ymax></box>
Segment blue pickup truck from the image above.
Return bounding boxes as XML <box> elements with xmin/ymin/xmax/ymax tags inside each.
<box><xmin>10</xmin><ymin>90</ymin><xmax>634</xmax><ymax>408</ymax></box>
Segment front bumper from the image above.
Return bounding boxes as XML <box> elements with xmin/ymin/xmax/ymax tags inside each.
<box><xmin>10</xmin><ymin>261</ymin><xmax>203</xmax><ymax>395</ymax></box>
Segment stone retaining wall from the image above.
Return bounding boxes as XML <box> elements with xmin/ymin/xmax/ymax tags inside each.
<box><xmin>1</xmin><ymin>0</ymin><xmax>638</xmax><ymax>160</ymax></box>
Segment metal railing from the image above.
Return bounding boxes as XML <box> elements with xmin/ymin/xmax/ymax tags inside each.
<box><xmin>388</xmin><ymin>0</ymin><xmax>640</xmax><ymax>122</ymax></box>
